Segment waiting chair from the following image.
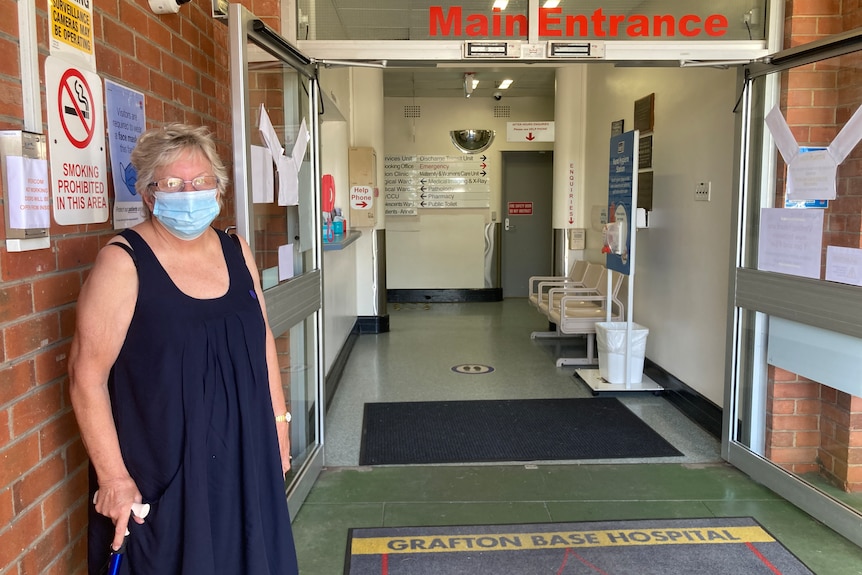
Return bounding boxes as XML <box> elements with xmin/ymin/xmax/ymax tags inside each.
<box><xmin>544</xmin><ymin>271</ymin><xmax>626</xmax><ymax>366</ymax></box>
<box><xmin>535</xmin><ymin>263</ymin><xmax>604</xmax><ymax>317</ymax></box>
<box><xmin>528</xmin><ymin>260</ymin><xmax>591</xmax><ymax>310</ymax></box>
<box><xmin>530</xmin><ymin>264</ymin><xmax>607</xmax><ymax>341</ymax></box>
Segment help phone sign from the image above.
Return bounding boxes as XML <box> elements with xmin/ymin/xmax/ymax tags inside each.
<box><xmin>46</xmin><ymin>55</ymin><xmax>108</xmax><ymax>225</ymax></box>
<box><xmin>350</xmin><ymin>185</ymin><xmax>373</xmax><ymax>210</ymax></box>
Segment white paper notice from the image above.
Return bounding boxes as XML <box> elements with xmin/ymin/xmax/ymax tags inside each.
<box><xmin>291</xmin><ymin>118</ymin><xmax>310</xmax><ymax>172</ymax></box>
<box><xmin>258</xmin><ymin>104</ymin><xmax>284</xmax><ymax>162</ymax></box>
<box><xmin>829</xmin><ymin>103</ymin><xmax>862</xmax><ymax>162</ymax></box>
<box><xmin>278</xmin><ymin>244</ymin><xmax>295</xmax><ymax>281</ymax></box>
<box><xmin>757</xmin><ymin>208</ymin><xmax>824</xmax><ymax>279</ymax></box>
<box><xmin>765</xmin><ymin>106</ymin><xmax>799</xmax><ymax>165</ymax></box>
<box><xmin>826</xmin><ymin>246</ymin><xmax>862</xmax><ymax>286</ymax></box>
<box><xmin>259</xmin><ymin>104</ymin><xmax>301</xmax><ymax>206</ymax></box>
<box><xmin>765</xmin><ymin>104</ymin><xmax>862</xmax><ymax>200</ymax></box>
<box><xmin>6</xmin><ymin>156</ymin><xmax>50</xmax><ymax>229</ymax></box>
<box><xmin>277</xmin><ymin>155</ymin><xmax>299</xmax><ymax>206</ymax></box>
<box><xmin>788</xmin><ymin>148</ymin><xmax>837</xmax><ymax>200</ymax></box>
<box><xmin>251</xmin><ymin>145</ymin><xmax>274</xmax><ymax>204</ymax></box>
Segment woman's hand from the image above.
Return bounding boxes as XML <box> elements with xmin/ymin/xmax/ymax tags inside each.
<box><xmin>276</xmin><ymin>420</ymin><xmax>292</xmax><ymax>474</ymax></box>
<box><xmin>94</xmin><ymin>475</ymin><xmax>145</xmax><ymax>551</ymax></box>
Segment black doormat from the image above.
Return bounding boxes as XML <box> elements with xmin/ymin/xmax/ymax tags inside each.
<box><xmin>345</xmin><ymin>518</ymin><xmax>814</xmax><ymax>575</ymax></box>
<box><xmin>359</xmin><ymin>397</ymin><xmax>682</xmax><ymax>465</ymax></box>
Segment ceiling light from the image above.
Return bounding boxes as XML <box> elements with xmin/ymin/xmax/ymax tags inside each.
<box><xmin>543</xmin><ymin>0</ymin><xmax>560</xmax><ymax>8</ymax></box>
<box><xmin>492</xmin><ymin>0</ymin><xmax>509</xmax><ymax>10</ymax></box>
<box><xmin>497</xmin><ymin>79</ymin><xmax>513</xmax><ymax>89</ymax></box>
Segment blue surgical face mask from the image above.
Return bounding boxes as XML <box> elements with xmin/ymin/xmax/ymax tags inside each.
<box><xmin>152</xmin><ymin>189</ymin><xmax>220</xmax><ymax>240</ymax></box>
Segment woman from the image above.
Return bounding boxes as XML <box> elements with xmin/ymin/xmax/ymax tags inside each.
<box><xmin>69</xmin><ymin>124</ymin><xmax>299</xmax><ymax>574</ymax></box>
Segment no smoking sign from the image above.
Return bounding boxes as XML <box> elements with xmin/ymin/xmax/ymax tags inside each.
<box><xmin>58</xmin><ymin>67</ymin><xmax>96</xmax><ymax>148</ymax></box>
<box><xmin>45</xmin><ymin>55</ymin><xmax>108</xmax><ymax>225</ymax></box>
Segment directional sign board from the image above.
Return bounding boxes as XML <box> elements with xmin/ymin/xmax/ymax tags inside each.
<box><xmin>46</xmin><ymin>55</ymin><xmax>108</xmax><ymax>225</ymax></box>
<box><xmin>384</xmin><ymin>155</ymin><xmax>490</xmax><ymax>215</ymax></box>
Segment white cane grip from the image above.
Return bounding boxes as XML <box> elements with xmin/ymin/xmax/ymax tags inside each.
<box><xmin>131</xmin><ymin>502</ymin><xmax>150</xmax><ymax>519</ymax></box>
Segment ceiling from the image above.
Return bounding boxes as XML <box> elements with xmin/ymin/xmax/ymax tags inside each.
<box><xmin>381</xmin><ymin>64</ymin><xmax>559</xmax><ymax>99</ymax></box>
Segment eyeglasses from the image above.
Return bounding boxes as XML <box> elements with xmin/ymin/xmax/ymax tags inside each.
<box><xmin>149</xmin><ymin>176</ymin><xmax>219</xmax><ymax>192</ymax></box>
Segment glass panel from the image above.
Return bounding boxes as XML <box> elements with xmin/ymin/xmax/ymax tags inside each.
<box><xmin>299</xmin><ymin>0</ymin><xmax>766</xmax><ymax>41</ymax></box>
<box><xmin>735</xmin><ymin>310</ymin><xmax>862</xmax><ymax>513</ymax></box>
<box><xmin>245</xmin><ymin>55</ymin><xmax>316</xmax><ymax>290</ymax></box>
<box><xmin>744</xmin><ymin>50</ymin><xmax>862</xmax><ymax>279</ymax></box>
<box><xmin>733</xmin><ymin>51</ymin><xmax>862</xmax><ymax>513</ymax></box>
<box><xmin>278</xmin><ymin>314</ymin><xmax>321</xmax><ymax>481</ymax></box>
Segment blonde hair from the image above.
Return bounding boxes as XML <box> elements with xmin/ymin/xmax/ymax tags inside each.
<box><xmin>130</xmin><ymin>123</ymin><xmax>229</xmax><ymax>215</ymax></box>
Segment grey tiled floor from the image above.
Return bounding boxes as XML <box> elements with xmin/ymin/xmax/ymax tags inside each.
<box><xmin>291</xmin><ymin>300</ymin><xmax>862</xmax><ymax>574</ymax></box>
<box><xmin>324</xmin><ymin>300</ymin><xmax>719</xmax><ymax>467</ymax></box>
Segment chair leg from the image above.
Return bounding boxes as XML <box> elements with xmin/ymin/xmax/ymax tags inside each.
<box><xmin>556</xmin><ymin>357</ymin><xmax>595</xmax><ymax>367</ymax></box>
<box><xmin>554</xmin><ymin>334</ymin><xmax>599</xmax><ymax>367</ymax></box>
<box><xmin>531</xmin><ymin>330</ymin><xmax>564</xmax><ymax>339</ymax></box>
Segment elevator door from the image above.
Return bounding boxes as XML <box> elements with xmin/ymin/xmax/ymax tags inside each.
<box><xmin>501</xmin><ymin>151</ymin><xmax>554</xmax><ymax>297</ymax></box>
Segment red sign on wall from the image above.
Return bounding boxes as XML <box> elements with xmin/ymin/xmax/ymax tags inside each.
<box><xmin>508</xmin><ymin>202</ymin><xmax>533</xmax><ymax>215</ymax></box>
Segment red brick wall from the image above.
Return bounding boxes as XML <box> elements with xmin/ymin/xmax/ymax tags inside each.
<box><xmin>820</xmin><ymin>388</ymin><xmax>862</xmax><ymax>491</ymax></box>
<box><xmin>0</xmin><ymin>0</ymin><xmax>280</xmax><ymax>572</ymax></box>
<box><xmin>765</xmin><ymin>368</ymin><xmax>822</xmax><ymax>475</ymax></box>
<box><xmin>766</xmin><ymin>371</ymin><xmax>861</xmax><ymax>492</ymax></box>
<box><xmin>783</xmin><ymin>0</ymin><xmax>844</xmax><ymax>47</ymax></box>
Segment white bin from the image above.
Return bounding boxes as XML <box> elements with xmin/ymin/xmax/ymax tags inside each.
<box><xmin>596</xmin><ymin>322</ymin><xmax>649</xmax><ymax>384</ymax></box>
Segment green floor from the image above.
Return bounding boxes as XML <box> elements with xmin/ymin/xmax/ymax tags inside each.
<box><xmin>292</xmin><ymin>463</ymin><xmax>862</xmax><ymax>574</ymax></box>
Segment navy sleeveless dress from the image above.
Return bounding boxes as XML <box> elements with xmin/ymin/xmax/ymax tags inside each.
<box><xmin>87</xmin><ymin>228</ymin><xmax>299</xmax><ymax>575</ymax></box>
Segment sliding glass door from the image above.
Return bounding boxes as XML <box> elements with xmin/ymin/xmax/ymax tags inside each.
<box><xmin>228</xmin><ymin>4</ymin><xmax>324</xmax><ymax>517</ymax></box>
<box><xmin>726</xmin><ymin>31</ymin><xmax>862</xmax><ymax>546</ymax></box>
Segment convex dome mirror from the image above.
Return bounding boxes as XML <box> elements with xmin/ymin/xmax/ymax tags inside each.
<box><xmin>450</xmin><ymin>129</ymin><xmax>495</xmax><ymax>154</ymax></box>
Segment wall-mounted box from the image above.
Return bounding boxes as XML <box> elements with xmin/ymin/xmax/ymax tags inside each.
<box><xmin>567</xmin><ymin>228</ymin><xmax>586</xmax><ymax>250</ymax></box>
<box><xmin>0</xmin><ymin>130</ymin><xmax>50</xmax><ymax>251</ymax></box>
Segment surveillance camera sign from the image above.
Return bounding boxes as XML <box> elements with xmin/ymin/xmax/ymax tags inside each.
<box><xmin>49</xmin><ymin>0</ymin><xmax>96</xmax><ymax>70</ymax></box>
